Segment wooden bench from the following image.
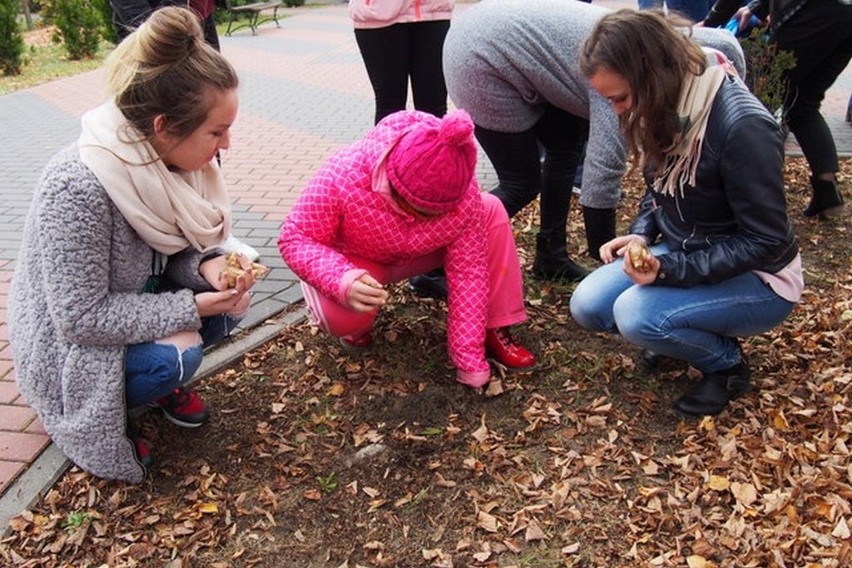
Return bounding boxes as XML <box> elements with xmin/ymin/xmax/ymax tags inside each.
<box><xmin>223</xmin><ymin>0</ymin><xmax>285</xmax><ymax>36</ymax></box>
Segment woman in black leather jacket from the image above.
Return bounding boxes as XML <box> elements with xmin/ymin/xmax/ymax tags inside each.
<box><xmin>703</xmin><ymin>0</ymin><xmax>851</xmax><ymax>219</ymax></box>
<box><xmin>569</xmin><ymin>9</ymin><xmax>803</xmax><ymax>418</ymax></box>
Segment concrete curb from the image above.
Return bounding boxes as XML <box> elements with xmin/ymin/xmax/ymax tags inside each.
<box><xmin>0</xmin><ymin>305</ymin><xmax>308</xmax><ymax>536</ymax></box>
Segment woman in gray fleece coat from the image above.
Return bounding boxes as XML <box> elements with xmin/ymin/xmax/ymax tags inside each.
<box><xmin>9</xmin><ymin>7</ymin><xmax>257</xmax><ymax>483</ymax></box>
<box><xmin>443</xmin><ymin>0</ymin><xmax>746</xmax><ymax>279</ymax></box>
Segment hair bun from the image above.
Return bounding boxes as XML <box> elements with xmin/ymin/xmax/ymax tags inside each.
<box><xmin>439</xmin><ymin>110</ymin><xmax>475</xmax><ymax>147</ymax></box>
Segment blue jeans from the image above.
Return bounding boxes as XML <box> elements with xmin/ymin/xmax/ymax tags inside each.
<box><xmin>125</xmin><ymin>315</ymin><xmax>240</xmax><ymax>409</ymax></box>
<box><xmin>569</xmin><ymin>245</ymin><xmax>795</xmax><ymax>373</ymax></box>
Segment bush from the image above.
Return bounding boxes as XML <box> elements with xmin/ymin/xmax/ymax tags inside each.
<box><xmin>738</xmin><ymin>28</ymin><xmax>796</xmax><ymax>122</ymax></box>
<box><xmin>52</xmin><ymin>0</ymin><xmax>102</xmax><ymax>60</ymax></box>
<box><xmin>283</xmin><ymin>0</ymin><xmax>305</xmax><ymax>6</ymax></box>
<box><xmin>0</xmin><ymin>0</ymin><xmax>25</xmax><ymax>75</ymax></box>
<box><xmin>38</xmin><ymin>0</ymin><xmax>57</xmax><ymax>25</ymax></box>
<box><xmin>90</xmin><ymin>0</ymin><xmax>117</xmax><ymax>44</ymax></box>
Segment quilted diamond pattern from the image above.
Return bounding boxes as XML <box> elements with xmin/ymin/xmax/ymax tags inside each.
<box><xmin>279</xmin><ymin>112</ymin><xmax>490</xmax><ymax>375</ymax></box>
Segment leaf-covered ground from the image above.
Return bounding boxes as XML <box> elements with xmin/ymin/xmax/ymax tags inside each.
<box><xmin>2</xmin><ymin>158</ymin><xmax>850</xmax><ymax>568</ymax></box>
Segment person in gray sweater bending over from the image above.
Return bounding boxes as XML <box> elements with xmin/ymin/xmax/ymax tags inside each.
<box><xmin>442</xmin><ymin>0</ymin><xmax>745</xmax><ymax>281</ymax></box>
<box><xmin>9</xmin><ymin>7</ymin><xmax>258</xmax><ymax>482</ymax></box>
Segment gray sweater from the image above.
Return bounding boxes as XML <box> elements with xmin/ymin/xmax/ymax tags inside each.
<box><xmin>443</xmin><ymin>0</ymin><xmax>746</xmax><ymax>209</ymax></box>
<box><xmin>9</xmin><ymin>146</ymin><xmax>214</xmax><ymax>483</ymax></box>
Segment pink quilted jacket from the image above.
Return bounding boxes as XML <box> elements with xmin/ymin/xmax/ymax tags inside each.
<box><xmin>348</xmin><ymin>0</ymin><xmax>454</xmax><ymax>29</ymax></box>
<box><xmin>278</xmin><ymin>111</ymin><xmax>490</xmax><ymax>381</ymax></box>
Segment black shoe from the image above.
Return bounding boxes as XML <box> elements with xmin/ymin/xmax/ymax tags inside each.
<box><xmin>673</xmin><ymin>361</ymin><xmax>751</xmax><ymax>418</ymax></box>
<box><xmin>532</xmin><ymin>256</ymin><xmax>590</xmax><ymax>281</ymax></box>
<box><xmin>640</xmin><ymin>349</ymin><xmax>666</xmax><ymax>369</ymax></box>
<box><xmin>408</xmin><ymin>268</ymin><xmax>447</xmax><ymax>300</ymax></box>
<box><xmin>804</xmin><ymin>177</ymin><xmax>844</xmax><ymax>220</ymax></box>
<box><xmin>532</xmin><ymin>233</ymin><xmax>590</xmax><ymax>282</ymax></box>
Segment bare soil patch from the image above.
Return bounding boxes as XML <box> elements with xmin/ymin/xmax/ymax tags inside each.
<box><xmin>2</xmin><ymin>158</ymin><xmax>851</xmax><ymax>567</ymax></box>
<box><xmin>22</xmin><ymin>26</ymin><xmax>56</xmax><ymax>48</ymax></box>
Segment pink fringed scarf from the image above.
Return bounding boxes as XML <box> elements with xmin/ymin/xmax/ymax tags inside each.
<box><xmin>654</xmin><ymin>50</ymin><xmax>737</xmax><ymax>197</ymax></box>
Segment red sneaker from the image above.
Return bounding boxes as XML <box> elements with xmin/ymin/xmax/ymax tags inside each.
<box><xmin>127</xmin><ymin>421</ymin><xmax>154</xmax><ymax>467</ymax></box>
<box><xmin>133</xmin><ymin>437</ymin><xmax>154</xmax><ymax>468</ymax></box>
<box><xmin>152</xmin><ymin>387</ymin><xmax>209</xmax><ymax>428</ymax></box>
<box><xmin>485</xmin><ymin>327</ymin><xmax>536</xmax><ymax>369</ymax></box>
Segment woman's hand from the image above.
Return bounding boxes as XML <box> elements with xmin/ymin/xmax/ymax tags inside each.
<box><xmin>620</xmin><ymin>238</ymin><xmax>660</xmax><ymax>285</ymax></box>
<box><xmin>599</xmin><ymin>235</ymin><xmax>643</xmax><ymax>264</ymax></box>
<box><xmin>347</xmin><ymin>273</ymin><xmax>388</xmax><ymax>313</ymax></box>
<box><xmin>622</xmin><ymin>253</ymin><xmax>660</xmax><ymax>285</ymax></box>
<box><xmin>200</xmin><ymin>253</ymin><xmax>257</xmax><ymax>291</ymax></box>
<box><xmin>735</xmin><ymin>6</ymin><xmax>753</xmax><ymax>30</ymax></box>
<box><xmin>195</xmin><ymin>271</ymin><xmax>253</xmax><ymax>317</ymax></box>
<box><xmin>196</xmin><ymin>256</ymin><xmax>256</xmax><ymax>317</ymax></box>
<box><xmin>200</xmin><ymin>255</ymin><xmax>231</xmax><ymax>291</ymax></box>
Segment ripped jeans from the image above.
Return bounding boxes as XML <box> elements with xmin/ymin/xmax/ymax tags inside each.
<box><xmin>124</xmin><ymin>315</ymin><xmax>240</xmax><ymax>409</ymax></box>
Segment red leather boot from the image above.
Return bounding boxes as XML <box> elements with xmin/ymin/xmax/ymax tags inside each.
<box><xmin>485</xmin><ymin>327</ymin><xmax>536</xmax><ymax>369</ymax></box>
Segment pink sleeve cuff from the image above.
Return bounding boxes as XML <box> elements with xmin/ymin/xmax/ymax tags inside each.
<box><xmin>456</xmin><ymin>369</ymin><xmax>491</xmax><ymax>389</ymax></box>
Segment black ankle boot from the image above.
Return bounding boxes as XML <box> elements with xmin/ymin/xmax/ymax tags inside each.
<box><xmin>408</xmin><ymin>268</ymin><xmax>447</xmax><ymax>300</ymax></box>
<box><xmin>582</xmin><ymin>206</ymin><xmax>616</xmax><ymax>262</ymax></box>
<box><xmin>804</xmin><ymin>176</ymin><xmax>844</xmax><ymax>219</ymax></box>
<box><xmin>531</xmin><ymin>234</ymin><xmax>590</xmax><ymax>282</ymax></box>
<box><xmin>673</xmin><ymin>361</ymin><xmax>751</xmax><ymax>418</ymax></box>
<box><xmin>640</xmin><ymin>349</ymin><xmax>666</xmax><ymax>369</ymax></box>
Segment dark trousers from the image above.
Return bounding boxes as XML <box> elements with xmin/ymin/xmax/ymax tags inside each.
<box><xmin>774</xmin><ymin>0</ymin><xmax>852</xmax><ymax>176</ymax></box>
<box><xmin>354</xmin><ymin>20</ymin><xmax>450</xmax><ymax>124</ymax></box>
<box><xmin>474</xmin><ymin>106</ymin><xmax>589</xmax><ymax>237</ymax></box>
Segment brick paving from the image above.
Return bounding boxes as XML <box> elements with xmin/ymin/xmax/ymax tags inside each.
<box><xmin>0</xmin><ymin>0</ymin><xmax>849</xmax><ymax>522</ymax></box>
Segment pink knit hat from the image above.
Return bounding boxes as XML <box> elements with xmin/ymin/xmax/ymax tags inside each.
<box><xmin>386</xmin><ymin>110</ymin><xmax>477</xmax><ymax>214</ymax></box>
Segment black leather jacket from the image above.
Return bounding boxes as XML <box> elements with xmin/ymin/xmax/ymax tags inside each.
<box><xmin>704</xmin><ymin>0</ymin><xmax>811</xmax><ymax>30</ymax></box>
<box><xmin>629</xmin><ymin>76</ymin><xmax>799</xmax><ymax>288</ymax></box>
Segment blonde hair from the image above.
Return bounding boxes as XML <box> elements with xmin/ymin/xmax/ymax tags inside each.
<box><xmin>105</xmin><ymin>7</ymin><xmax>239</xmax><ymax>142</ymax></box>
<box><xmin>580</xmin><ymin>9</ymin><xmax>706</xmax><ymax>174</ymax></box>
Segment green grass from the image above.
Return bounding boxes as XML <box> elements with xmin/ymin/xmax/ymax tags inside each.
<box><xmin>0</xmin><ymin>38</ymin><xmax>113</xmax><ymax>96</ymax></box>
<box><xmin>0</xmin><ymin>6</ymin><xmax>317</xmax><ymax>96</ymax></box>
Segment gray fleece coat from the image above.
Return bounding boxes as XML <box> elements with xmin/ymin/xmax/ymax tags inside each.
<box><xmin>443</xmin><ymin>0</ymin><xmax>746</xmax><ymax>210</ymax></box>
<box><xmin>9</xmin><ymin>146</ymin><xmax>216</xmax><ymax>483</ymax></box>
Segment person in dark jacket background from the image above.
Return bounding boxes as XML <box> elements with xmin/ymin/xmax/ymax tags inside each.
<box><xmin>569</xmin><ymin>9</ymin><xmax>803</xmax><ymax>418</ymax></box>
<box><xmin>440</xmin><ymin>0</ymin><xmax>746</xmax><ymax>285</ymax></box>
<box><xmin>110</xmin><ymin>0</ymin><xmax>221</xmax><ymax>50</ymax></box>
<box><xmin>703</xmin><ymin>0</ymin><xmax>851</xmax><ymax>219</ymax></box>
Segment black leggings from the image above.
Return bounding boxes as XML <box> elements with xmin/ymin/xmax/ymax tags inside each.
<box><xmin>354</xmin><ymin>20</ymin><xmax>450</xmax><ymax>124</ymax></box>
<box><xmin>475</xmin><ymin>106</ymin><xmax>589</xmax><ymax>237</ymax></box>
<box><xmin>774</xmin><ymin>0</ymin><xmax>852</xmax><ymax>176</ymax></box>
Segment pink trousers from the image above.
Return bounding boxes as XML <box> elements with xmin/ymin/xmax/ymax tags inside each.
<box><xmin>301</xmin><ymin>193</ymin><xmax>527</xmax><ymax>341</ymax></box>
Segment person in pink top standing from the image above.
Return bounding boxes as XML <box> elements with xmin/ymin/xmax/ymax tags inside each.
<box><xmin>278</xmin><ymin>110</ymin><xmax>535</xmax><ymax>389</ymax></box>
<box><xmin>349</xmin><ymin>0</ymin><xmax>453</xmax><ymax>124</ymax></box>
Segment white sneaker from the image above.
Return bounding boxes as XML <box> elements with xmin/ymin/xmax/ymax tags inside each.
<box><xmin>222</xmin><ymin>235</ymin><xmax>260</xmax><ymax>261</ymax></box>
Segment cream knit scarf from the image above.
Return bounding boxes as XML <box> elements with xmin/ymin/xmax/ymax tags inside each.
<box><xmin>78</xmin><ymin>101</ymin><xmax>231</xmax><ymax>255</ymax></box>
<box><xmin>653</xmin><ymin>50</ymin><xmax>736</xmax><ymax>198</ymax></box>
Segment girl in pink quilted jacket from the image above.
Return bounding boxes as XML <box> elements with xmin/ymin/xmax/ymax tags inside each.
<box><xmin>278</xmin><ymin>110</ymin><xmax>535</xmax><ymax>388</ymax></box>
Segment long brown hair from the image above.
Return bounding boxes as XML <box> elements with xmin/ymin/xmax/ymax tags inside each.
<box><xmin>580</xmin><ymin>9</ymin><xmax>706</xmax><ymax>174</ymax></box>
<box><xmin>105</xmin><ymin>7</ymin><xmax>239</xmax><ymax>143</ymax></box>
